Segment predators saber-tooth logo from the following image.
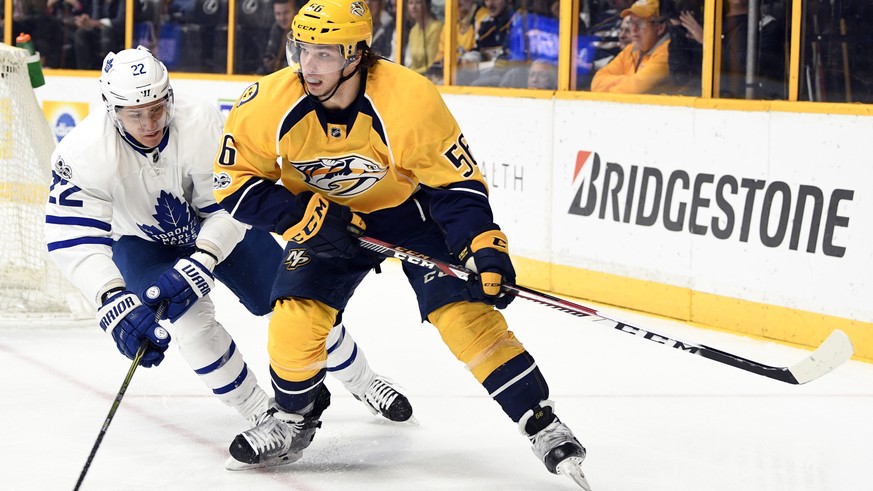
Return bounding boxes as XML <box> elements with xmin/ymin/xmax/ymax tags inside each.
<box><xmin>350</xmin><ymin>1</ymin><xmax>365</xmax><ymax>16</ymax></box>
<box><xmin>292</xmin><ymin>155</ymin><xmax>387</xmax><ymax>197</ymax></box>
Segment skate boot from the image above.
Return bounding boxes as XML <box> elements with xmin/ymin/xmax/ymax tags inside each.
<box><xmin>354</xmin><ymin>375</ymin><xmax>414</xmax><ymax>423</ymax></box>
<box><xmin>226</xmin><ymin>385</ymin><xmax>331</xmax><ymax>470</ymax></box>
<box><xmin>519</xmin><ymin>400</ymin><xmax>591</xmax><ymax>490</ymax></box>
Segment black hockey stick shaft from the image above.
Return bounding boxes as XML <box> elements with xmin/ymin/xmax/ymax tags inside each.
<box><xmin>73</xmin><ymin>302</ymin><xmax>166</xmax><ymax>491</ymax></box>
<box><xmin>357</xmin><ymin>236</ymin><xmax>852</xmax><ymax>385</ymax></box>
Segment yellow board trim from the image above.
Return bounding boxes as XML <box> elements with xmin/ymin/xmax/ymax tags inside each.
<box><xmin>512</xmin><ymin>256</ymin><xmax>872</xmax><ymax>363</ymax></box>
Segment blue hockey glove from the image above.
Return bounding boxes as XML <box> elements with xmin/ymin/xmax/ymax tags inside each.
<box><xmin>281</xmin><ymin>192</ymin><xmax>366</xmax><ymax>259</ymax></box>
<box><xmin>142</xmin><ymin>255</ymin><xmax>215</xmax><ymax>322</ymax></box>
<box><xmin>458</xmin><ymin>229</ymin><xmax>516</xmax><ymax>309</ymax></box>
<box><xmin>97</xmin><ymin>290</ymin><xmax>171</xmax><ymax>367</ymax></box>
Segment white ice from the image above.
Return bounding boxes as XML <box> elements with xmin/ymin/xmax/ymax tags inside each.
<box><xmin>3</xmin><ymin>260</ymin><xmax>871</xmax><ymax>491</ymax></box>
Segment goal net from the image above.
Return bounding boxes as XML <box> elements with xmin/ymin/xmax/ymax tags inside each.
<box><xmin>0</xmin><ymin>43</ymin><xmax>90</xmax><ymax>324</ymax></box>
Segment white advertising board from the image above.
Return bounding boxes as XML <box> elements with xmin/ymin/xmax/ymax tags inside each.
<box><xmin>552</xmin><ymin>100</ymin><xmax>872</xmax><ymax>323</ymax></box>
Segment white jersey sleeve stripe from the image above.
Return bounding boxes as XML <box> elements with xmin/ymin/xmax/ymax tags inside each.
<box><xmin>45</xmin><ymin>214</ymin><xmax>112</xmax><ymax>231</ymax></box>
<box><xmin>47</xmin><ymin>236</ymin><xmax>113</xmax><ymax>252</ymax></box>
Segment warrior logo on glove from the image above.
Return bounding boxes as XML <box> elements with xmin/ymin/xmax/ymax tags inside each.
<box><xmin>145</xmin><ymin>286</ymin><xmax>161</xmax><ymax>300</ymax></box>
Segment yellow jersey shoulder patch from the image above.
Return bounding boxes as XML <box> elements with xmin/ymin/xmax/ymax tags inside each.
<box><xmin>237</xmin><ymin>83</ymin><xmax>259</xmax><ymax>107</ymax></box>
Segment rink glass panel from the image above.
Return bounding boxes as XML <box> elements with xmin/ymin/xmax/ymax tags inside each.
<box><xmin>1</xmin><ymin>0</ymin><xmax>871</xmax><ymax>102</ymax></box>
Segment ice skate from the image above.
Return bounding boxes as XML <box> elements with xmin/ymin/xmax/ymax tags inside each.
<box><xmin>225</xmin><ymin>386</ymin><xmax>330</xmax><ymax>470</ymax></box>
<box><xmin>354</xmin><ymin>375</ymin><xmax>415</xmax><ymax>423</ymax></box>
<box><xmin>520</xmin><ymin>400</ymin><xmax>591</xmax><ymax>490</ymax></box>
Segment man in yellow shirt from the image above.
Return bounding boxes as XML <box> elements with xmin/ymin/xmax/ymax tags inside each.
<box><xmin>591</xmin><ymin>0</ymin><xmax>671</xmax><ymax>94</ymax></box>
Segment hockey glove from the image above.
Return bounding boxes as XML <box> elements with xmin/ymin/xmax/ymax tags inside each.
<box><xmin>97</xmin><ymin>290</ymin><xmax>171</xmax><ymax>367</ymax></box>
<box><xmin>458</xmin><ymin>229</ymin><xmax>516</xmax><ymax>309</ymax></box>
<box><xmin>281</xmin><ymin>192</ymin><xmax>366</xmax><ymax>259</ymax></box>
<box><xmin>142</xmin><ymin>253</ymin><xmax>215</xmax><ymax>323</ymax></box>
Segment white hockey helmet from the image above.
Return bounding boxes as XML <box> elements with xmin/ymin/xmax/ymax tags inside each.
<box><xmin>99</xmin><ymin>46</ymin><xmax>175</xmax><ymax>138</ymax></box>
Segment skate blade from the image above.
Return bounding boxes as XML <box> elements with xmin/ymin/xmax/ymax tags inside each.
<box><xmin>556</xmin><ymin>457</ymin><xmax>592</xmax><ymax>491</ymax></box>
<box><xmin>224</xmin><ymin>451</ymin><xmax>303</xmax><ymax>471</ymax></box>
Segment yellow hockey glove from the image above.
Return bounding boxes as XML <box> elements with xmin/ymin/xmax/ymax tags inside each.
<box><xmin>458</xmin><ymin>229</ymin><xmax>516</xmax><ymax>309</ymax></box>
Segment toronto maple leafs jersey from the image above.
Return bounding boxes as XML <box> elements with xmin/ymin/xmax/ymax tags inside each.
<box><xmin>45</xmin><ymin>98</ymin><xmax>247</xmax><ymax>306</ymax></box>
<box><xmin>213</xmin><ymin>60</ymin><xmax>498</xmax><ymax>256</ymax></box>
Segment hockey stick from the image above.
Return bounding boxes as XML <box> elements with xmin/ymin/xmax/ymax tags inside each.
<box><xmin>357</xmin><ymin>236</ymin><xmax>854</xmax><ymax>385</ymax></box>
<box><xmin>74</xmin><ymin>302</ymin><xmax>166</xmax><ymax>491</ymax></box>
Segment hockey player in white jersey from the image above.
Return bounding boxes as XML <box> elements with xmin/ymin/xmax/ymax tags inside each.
<box><xmin>44</xmin><ymin>46</ymin><xmax>413</xmax><ymax>432</ymax></box>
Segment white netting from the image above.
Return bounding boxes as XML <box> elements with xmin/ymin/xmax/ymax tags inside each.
<box><xmin>0</xmin><ymin>43</ymin><xmax>90</xmax><ymax>324</ymax></box>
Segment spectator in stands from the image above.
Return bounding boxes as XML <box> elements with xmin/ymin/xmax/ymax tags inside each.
<box><xmin>547</xmin><ymin>0</ymin><xmax>559</xmax><ymax>17</ymax></box>
<box><xmin>45</xmin><ymin>0</ymin><xmax>89</xmax><ymax>68</ymax></box>
<box><xmin>434</xmin><ymin>0</ymin><xmax>485</xmax><ymax>66</ymax></box>
<box><xmin>258</xmin><ymin>0</ymin><xmax>298</xmax><ymax>74</ymax></box>
<box><xmin>369</xmin><ymin>0</ymin><xmax>396</xmax><ymax>60</ymax></box>
<box><xmin>666</xmin><ymin>0</ymin><xmax>785</xmax><ymax>99</ymax></box>
<box><xmin>586</xmin><ymin>0</ymin><xmax>635</xmax><ymax>71</ymax></box>
<box><xmin>590</xmin><ymin>0</ymin><xmax>672</xmax><ymax>94</ymax></box>
<box><xmin>9</xmin><ymin>0</ymin><xmax>67</xmax><ymax>68</ymax></box>
<box><xmin>457</xmin><ymin>0</ymin><xmax>516</xmax><ymax>86</ymax></box>
<box><xmin>488</xmin><ymin>0</ymin><xmax>560</xmax><ymax>89</ymax></box>
<box><xmin>526</xmin><ymin>57</ymin><xmax>557</xmax><ymax>89</ymax></box>
<box><xmin>430</xmin><ymin>0</ymin><xmax>486</xmax><ymax>84</ymax></box>
<box><xmin>498</xmin><ymin>56</ymin><xmax>557</xmax><ymax>90</ymax></box>
<box><xmin>463</xmin><ymin>0</ymin><xmax>514</xmax><ymax>64</ymax></box>
<box><xmin>618</xmin><ymin>14</ymin><xmax>632</xmax><ymax>49</ymax></box>
<box><xmin>404</xmin><ymin>0</ymin><xmax>443</xmax><ymax>78</ymax></box>
<box><xmin>72</xmin><ymin>0</ymin><xmax>146</xmax><ymax>69</ymax></box>
<box><xmin>664</xmin><ymin>0</ymin><xmax>703</xmax><ymax>95</ymax></box>
<box><xmin>506</xmin><ymin>0</ymin><xmax>559</xmax><ymax>63</ymax></box>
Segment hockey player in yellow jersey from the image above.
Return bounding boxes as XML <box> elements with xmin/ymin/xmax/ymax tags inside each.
<box><xmin>213</xmin><ymin>0</ymin><xmax>590</xmax><ymax>488</ymax></box>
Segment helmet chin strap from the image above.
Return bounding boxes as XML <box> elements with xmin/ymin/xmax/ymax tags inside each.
<box><xmin>120</xmin><ymin>127</ymin><xmax>167</xmax><ymax>152</ymax></box>
<box><xmin>299</xmin><ymin>57</ymin><xmax>360</xmax><ymax>104</ymax></box>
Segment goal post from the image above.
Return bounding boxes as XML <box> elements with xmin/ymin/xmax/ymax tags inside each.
<box><xmin>0</xmin><ymin>43</ymin><xmax>90</xmax><ymax>324</ymax></box>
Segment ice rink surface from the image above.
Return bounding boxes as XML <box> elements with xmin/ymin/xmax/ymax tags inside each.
<box><xmin>3</xmin><ymin>260</ymin><xmax>871</xmax><ymax>491</ymax></box>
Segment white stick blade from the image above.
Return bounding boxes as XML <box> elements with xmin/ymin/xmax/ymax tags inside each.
<box><xmin>788</xmin><ymin>330</ymin><xmax>854</xmax><ymax>384</ymax></box>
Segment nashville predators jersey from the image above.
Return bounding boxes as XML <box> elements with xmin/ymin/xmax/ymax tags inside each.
<box><xmin>213</xmin><ymin>60</ymin><xmax>496</xmax><ymax>255</ymax></box>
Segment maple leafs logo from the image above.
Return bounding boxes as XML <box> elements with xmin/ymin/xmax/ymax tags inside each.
<box><xmin>138</xmin><ymin>191</ymin><xmax>201</xmax><ymax>246</ymax></box>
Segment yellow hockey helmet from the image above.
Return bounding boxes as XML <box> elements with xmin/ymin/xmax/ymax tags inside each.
<box><xmin>292</xmin><ymin>0</ymin><xmax>373</xmax><ymax>60</ymax></box>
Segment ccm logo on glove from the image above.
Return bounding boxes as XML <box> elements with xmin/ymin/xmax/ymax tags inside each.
<box><xmin>285</xmin><ymin>194</ymin><xmax>330</xmax><ymax>244</ymax></box>
<box><xmin>281</xmin><ymin>192</ymin><xmax>366</xmax><ymax>258</ymax></box>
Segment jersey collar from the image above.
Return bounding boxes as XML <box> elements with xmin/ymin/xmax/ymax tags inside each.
<box><xmin>123</xmin><ymin>127</ymin><xmax>171</xmax><ymax>156</ymax></box>
<box><xmin>310</xmin><ymin>66</ymin><xmax>370</xmax><ymax>138</ymax></box>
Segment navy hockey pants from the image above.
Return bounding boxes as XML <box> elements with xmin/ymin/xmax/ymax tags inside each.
<box><xmin>112</xmin><ymin>228</ymin><xmax>282</xmax><ymax>316</ymax></box>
